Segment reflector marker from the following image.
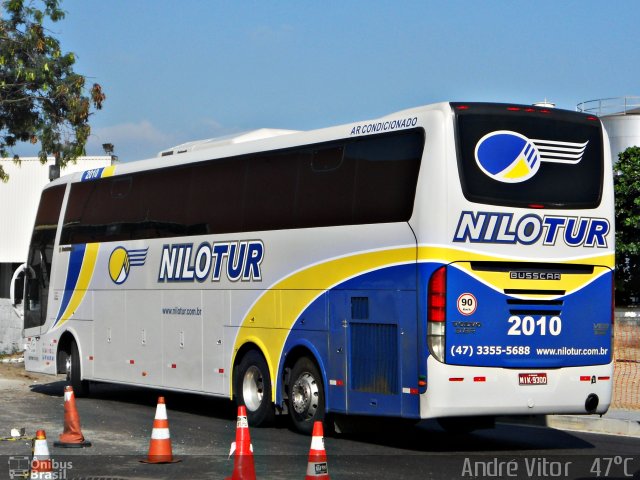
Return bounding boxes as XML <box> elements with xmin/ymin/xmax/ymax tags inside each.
<box><xmin>402</xmin><ymin>387</ymin><xmax>419</xmax><ymax>395</ymax></box>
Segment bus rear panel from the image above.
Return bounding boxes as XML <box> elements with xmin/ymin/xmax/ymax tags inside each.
<box><xmin>422</xmin><ymin>103</ymin><xmax>613</xmax><ymax>419</ymax></box>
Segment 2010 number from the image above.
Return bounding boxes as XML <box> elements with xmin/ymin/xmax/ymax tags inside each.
<box><xmin>507</xmin><ymin>315</ymin><xmax>561</xmax><ymax>336</ymax></box>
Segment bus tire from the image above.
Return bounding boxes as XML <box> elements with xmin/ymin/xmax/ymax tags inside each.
<box><xmin>288</xmin><ymin>356</ymin><xmax>325</xmax><ymax>434</ymax></box>
<box><xmin>234</xmin><ymin>350</ymin><xmax>274</xmax><ymax>427</ymax></box>
<box><xmin>66</xmin><ymin>340</ymin><xmax>90</xmax><ymax>397</ymax></box>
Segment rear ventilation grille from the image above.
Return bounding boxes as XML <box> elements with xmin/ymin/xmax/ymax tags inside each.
<box><xmin>350</xmin><ymin>323</ymin><xmax>398</xmax><ymax>394</ymax></box>
<box><xmin>504</xmin><ymin>289</ymin><xmax>565</xmax><ymax>296</ymax></box>
<box><xmin>507</xmin><ymin>297</ymin><xmax>564</xmax><ymax>316</ymax></box>
<box><xmin>351</xmin><ymin>297</ymin><xmax>369</xmax><ymax>320</ymax></box>
<box><xmin>471</xmin><ymin>261</ymin><xmax>593</xmax><ymax>274</ymax></box>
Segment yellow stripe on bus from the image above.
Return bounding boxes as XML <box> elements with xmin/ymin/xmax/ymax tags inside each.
<box><xmin>232</xmin><ymin>246</ymin><xmax>416</xmax><ymax>400</ymax></box>
<box><xmin>232</xmin><ymin>244</ymin><xmax>613</xmax><ymax>400</ymax></box>
<box><xmin>101</xmin><ymin>165</ymin><xmax>116</xmax><ymax>178</ymax></box>
<box><xmin>55</xmin><ymin>243</ymin><xmax>100</xmax><ymax>329</ymax></box>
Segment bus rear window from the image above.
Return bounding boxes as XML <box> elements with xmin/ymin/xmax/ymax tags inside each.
<box><xmin>453</xmin><ymin>103</ymin><xmax>604</xmax><ymax>209</ymax></box>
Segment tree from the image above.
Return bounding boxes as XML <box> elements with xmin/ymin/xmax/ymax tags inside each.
<box><xmin>0</xmin><ymin>0</ymin><xmax>105</xmax><ymax>182</ymax></box>
<box><xmin>614</xmin><ymin>146</ymin><xmax>640</xmax><ymax>305</ymax></box>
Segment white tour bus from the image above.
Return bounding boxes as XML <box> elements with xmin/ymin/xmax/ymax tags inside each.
<box><xmin>22</xmin><ymin>102</ymin><xmax>614</xmax><ymax>433</ymax></box>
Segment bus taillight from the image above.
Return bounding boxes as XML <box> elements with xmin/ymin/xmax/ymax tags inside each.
<box><xmin>428</xmin><ymin>266</ymin><xmax>446</xmax><ymax>322</ymax></box>
<box><xmin>428</xmin><ymin>266</ymin><xmax>447</xmax><ymax>363</ymax></box>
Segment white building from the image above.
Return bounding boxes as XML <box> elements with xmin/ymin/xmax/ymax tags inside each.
<box><xmin>577</xmin><ymin>96</ymin><xmax>640</xmax><ymax>160</ymax></box>
<box><xmin>0</xmin><ymin>156</ymin><xmax>112</xmax><ymax>298</ymax></box>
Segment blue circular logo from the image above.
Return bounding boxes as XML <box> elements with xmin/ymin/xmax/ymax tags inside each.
<box><xmin>474</xmin><ymin>131</ymin><xmax>540</xmax><ymax>183</ymax></box>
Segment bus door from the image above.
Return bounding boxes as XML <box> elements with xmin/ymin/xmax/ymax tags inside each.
<box><xmin>24</xmin><ymin>185</ymin><xmax>67</xmax><ymax>333</ymax></box>
<box><xmin>329</xmin><ymin>289</ymin><xmax>417</xmax><ymax>417</ymax></box>
<box><xmin>23</xmin><ymin>240</ymin><xmax>51</xmax><ymax>335</ymax></box>
<box><xmin>23</xmin><ymin>185</ymin><xmax>66</xmax><ymax>368</ymax></box>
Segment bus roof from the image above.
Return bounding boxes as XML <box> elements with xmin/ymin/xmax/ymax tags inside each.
<box><xmin>157</xmin><ymin>128</ymin><xmax>300</xmax><ymax>157</ymax></box>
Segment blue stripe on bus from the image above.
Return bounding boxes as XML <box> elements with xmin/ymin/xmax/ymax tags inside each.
<box><xmin>281</xmin><ymin>263</ymin><xmax>421</xmax><ymax>418</ymax></box>
<box><xmin>53</xmin><ymin>244</ymin><xmax>86</xmax><ymax>326</ymax></box>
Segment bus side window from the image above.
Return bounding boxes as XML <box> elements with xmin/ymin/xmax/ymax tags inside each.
<box><xmin>296</xmin><ymin>146</ymin><xmax>354</xmax><ymax>228</ymax></box>
<box><xmin>346</xmin><ymin>130</ymin><xmax>423</xmax><ymax>224</ymax></box>
<box><xmin>311</xmin><ymin>146</ymin><xmax>344</xmax><ymax>172</ymax></box>
<box><xmin>244</xmin><ymin>151</ymin><xmax>298</xmax><ymax>232</ymax></box>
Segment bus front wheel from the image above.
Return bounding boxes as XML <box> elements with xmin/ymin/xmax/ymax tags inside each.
<box><xmin>288</xmin><ymin>356</ymin><xmax>325</xmax><ymax>434</ymax></box>
<box><xmin>234</xmin><ymin>350</ymin><xmax>275</xmax><ymax>427</ymax></box>
<box><xmin>65</xmin><ymin>340</ymin><xmax>89</xmax><ymax>397</ymax></box>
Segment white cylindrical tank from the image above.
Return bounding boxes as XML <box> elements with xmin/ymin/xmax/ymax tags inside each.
<box><xmin>577</xmin><ymin>97</ymin><xmax>640</xmax><ymax>161</ymax></box>
<box><xmin>601</xmin><ymin>113</ymin><xmax>640</xmax><ymax>160</ymax></box>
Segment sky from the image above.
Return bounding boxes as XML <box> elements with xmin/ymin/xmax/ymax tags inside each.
<box><xmin>20</xmin><ymin>0</ymin><xmax>640</xmax><ymax>162</ymax></box>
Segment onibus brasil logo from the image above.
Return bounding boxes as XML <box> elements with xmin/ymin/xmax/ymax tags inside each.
<box><xmin>109</xmin><ymin>247</ymin><xmax>148</xmax><ymax>284</ymax></box>
<box><xmin>475</xmin><ymin>130</ymin><xmax>588</xmax><ymax>183</ymax></box>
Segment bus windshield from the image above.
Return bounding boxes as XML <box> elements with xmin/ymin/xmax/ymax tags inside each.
<box><xmin>454</xmin><ymin>103</ymin><xmax>604</xmax><ymax>209</ymax></box>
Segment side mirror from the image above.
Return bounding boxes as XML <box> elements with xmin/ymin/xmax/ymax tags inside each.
<box><xmin>10</xmin><ymin>264</ymin><xmax>26</xmax><ymax>307</ymax></box>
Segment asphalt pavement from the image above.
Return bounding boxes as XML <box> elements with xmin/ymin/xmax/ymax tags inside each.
<box><xmin>1</xmin><ymin>359</ymin><xmax>639</xmax><ymax>479</ymax></box>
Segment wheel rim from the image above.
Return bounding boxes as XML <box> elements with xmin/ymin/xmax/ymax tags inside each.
<box><xmin>242</xmin><ymin>365</ymin><xmax>265</xmax><ymax>412</ymax></box>
<box><xmin>65</xmin><ymin>355</ymin><xmax>72</xmax><ymax>382</ymax></box>
<box><xmin>291</xmin><ymin>372</ymin><xmax>318</xmax><ymax>419</ymax></box>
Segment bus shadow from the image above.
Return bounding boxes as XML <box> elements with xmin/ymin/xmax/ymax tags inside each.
<box><xmin>329</xmin><ymin>417</ymin><xmax>595</xmax><ymax>453</ymax></box>
<box><xmin>30</xmin><ymin>379</ymin><xmax>595</xmax><ymax>452</ymax></box>
<box><xmin>30</xmin><ymin>377</ymin><xmax>239</xmax><ymax>421</ymax></box>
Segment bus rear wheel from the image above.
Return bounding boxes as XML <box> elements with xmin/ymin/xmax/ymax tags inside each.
<box><xmin>234</xmin><ymin>350</ymin><xmax>275</xmax><ymax>427</ymax></box>
<box><xmin>288</xmin><ymin>357</ymin><xmax>325</xmax><ymax>434</ymax></box>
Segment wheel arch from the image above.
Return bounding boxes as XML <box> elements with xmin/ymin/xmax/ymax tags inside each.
<box><xmin>56</xmin><ymin>330</ymin><xmax>79</xmax><ymax>375</ymax></box>
<box><xmin>231</xmin><ymin>340</ymin><xmax>272</xmax><ymax>401</ymax></box>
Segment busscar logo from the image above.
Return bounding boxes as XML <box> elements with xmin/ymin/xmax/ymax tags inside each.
<box><xmin>510</xmin><ymin>271</ymin><xmax>561</xmax><ymax>280</ymax></box>
<box><xmin>108</xmin><ymin>247</ymin><xmax>148</xmax><ymax>284</ymax></box>
<box><xmin>475</xmin><ymin>130</ymin><xmax>588</xmax><ymax>183</ymax></box>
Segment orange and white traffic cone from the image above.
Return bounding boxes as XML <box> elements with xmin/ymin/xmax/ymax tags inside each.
<box><xmin>225</xmin><ymin>405</ymin><xmax>256</xmax><ymax>480</ymax></box>
<box><xmin>31</xmin><ymin>429</ymin><xmax>53</xmax><ymax>476</ymax></box>
<box><xmin>305</xmin><ymin>421</ymin><xmax>330</xmax><ymax>479</ymax></box>
<box><xmin>54</xmin><ymin>385</ymin><xmax>92</xmax><ymax>448</ymax></box>
<box><xmin>140</xmin><ymin>396</ymin><xmax>180</xmax><ymax>463</ymax></box>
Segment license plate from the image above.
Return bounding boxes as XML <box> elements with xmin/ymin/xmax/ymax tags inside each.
<box><xmin>519</xmin><ymin>373</ymin><xmax>547</xmax><ymax>385</ymax></box>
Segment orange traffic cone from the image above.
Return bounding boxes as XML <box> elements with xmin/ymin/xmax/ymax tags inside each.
<box><xmin>54</xmin><ymin>385</ymin><xmax>92</xmax><ymax>448</ymax></box>
<box><xmin>305</xmin><ymin>421</ymin><xmax>330</xmax><ymax>479</ymax></box>
<box><xmin>31</xmin><ymin>429</ymin><xmax>53</xmax><ymax>475</ymax></box>
<box><xmin>225</xmin><ymin>405</ymin><xmax>256</xmax><ymax>480</ymax></box>
<box><xmin>140</xmin><ymin>396</ymin><xmax>180</xmax><ymax>463</ymax></box>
